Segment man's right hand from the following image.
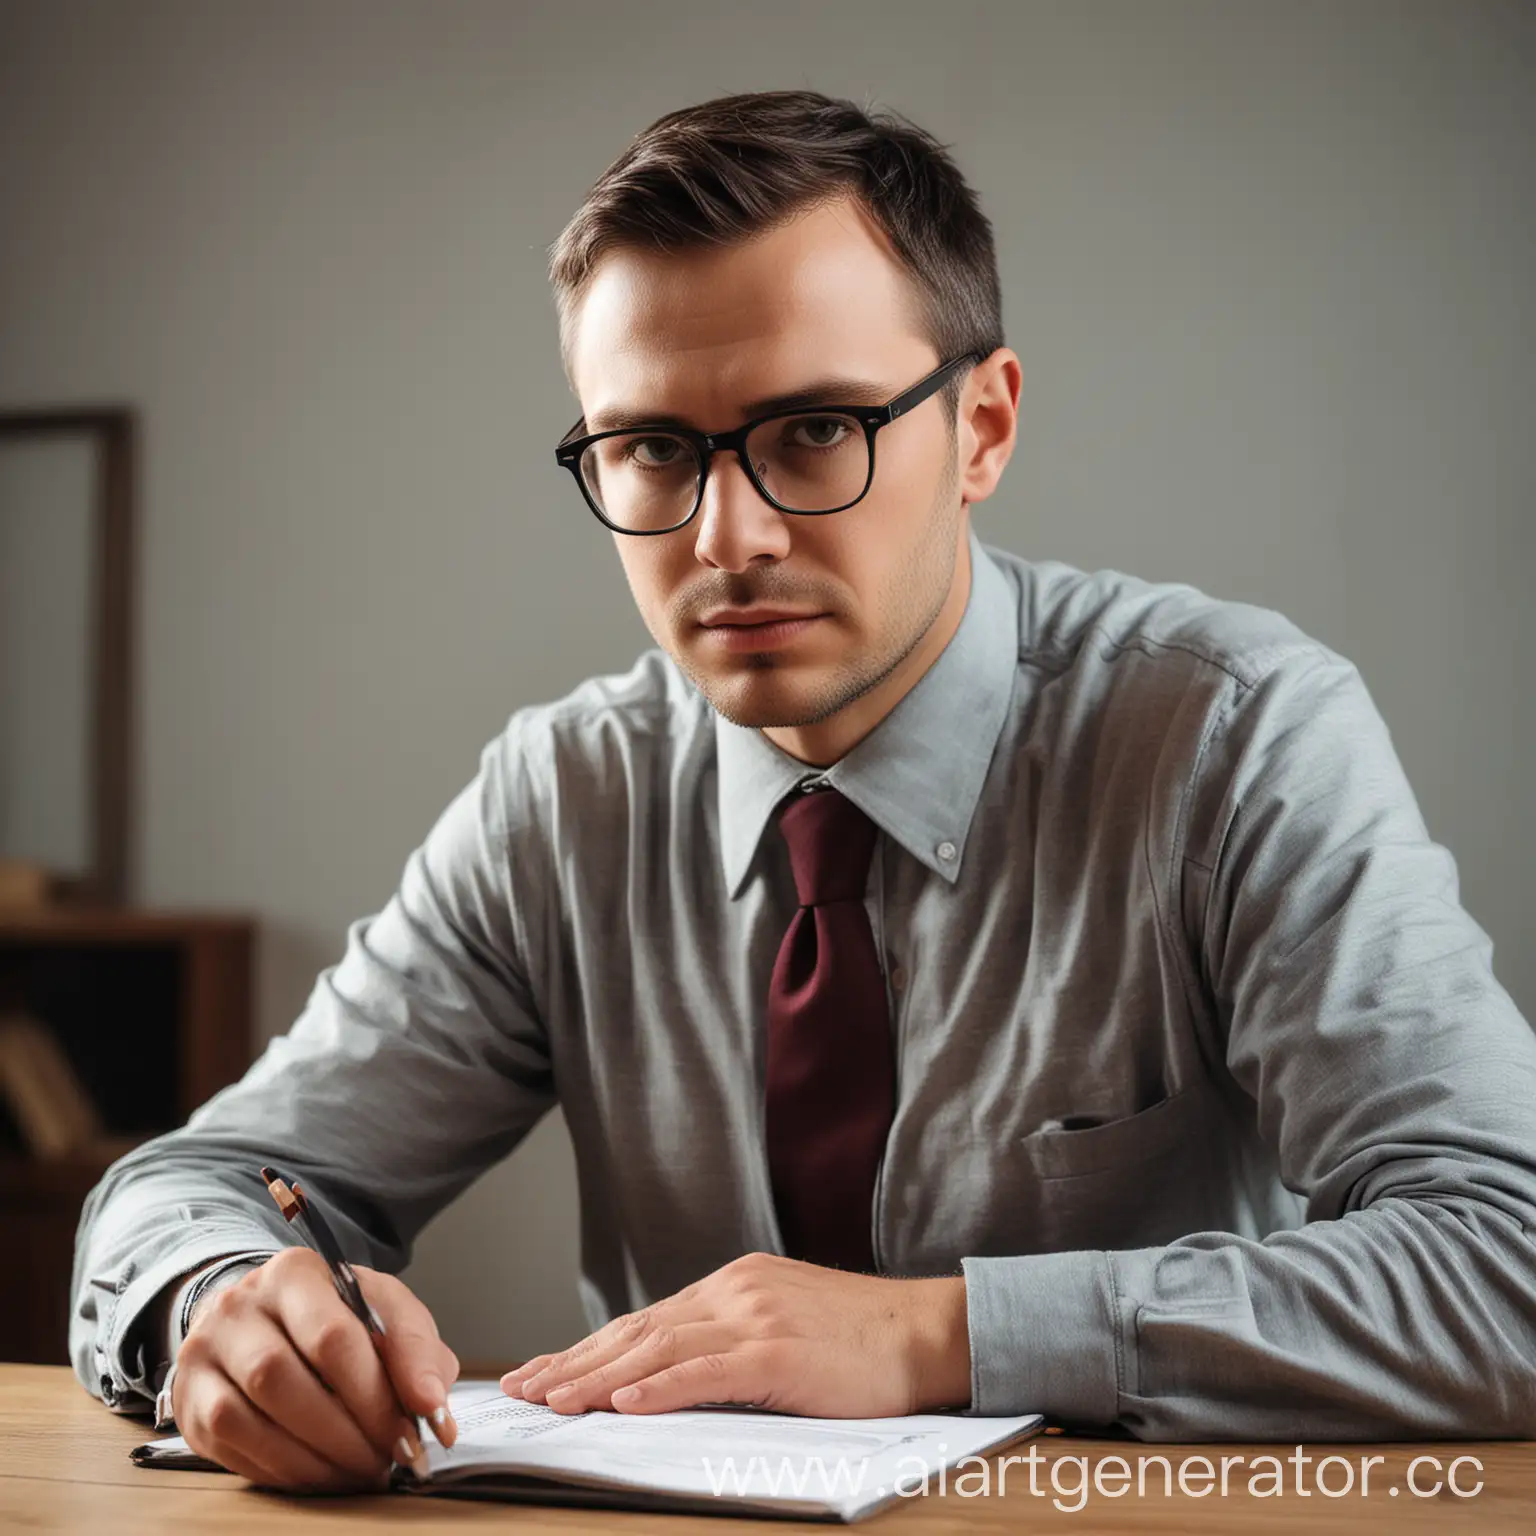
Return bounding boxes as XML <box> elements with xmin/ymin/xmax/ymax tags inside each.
<box><xmin>171</xmin><ymin>1245</ymin><xmax>460</xmax><ymax>1492</ymax></box>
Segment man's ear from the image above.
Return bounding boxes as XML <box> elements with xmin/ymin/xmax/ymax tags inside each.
<box><xmin>957</xmin><ymin>348</ymin><xmax>1021</xmax><ymax>508</ymax></box>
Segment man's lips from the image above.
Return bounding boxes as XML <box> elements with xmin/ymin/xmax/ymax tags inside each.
<box><xmin>694</xmin><ymin>608</ymin><xmax>829</xmax><ymax>652</ymax></box>
<box><xmin>696</xmin><ymin>607</ymin><xmax>824</xmax><ymax>627</ymax></box>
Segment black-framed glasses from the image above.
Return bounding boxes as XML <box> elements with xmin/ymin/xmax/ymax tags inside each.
<box><xmin>554</xmin><ymin>352</ymin><xmax>981</xmax><ymax>536</ymax></box>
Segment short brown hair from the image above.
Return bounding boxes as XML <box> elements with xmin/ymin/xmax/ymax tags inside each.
<box><xmin>549</xmin><ymin>90</ymin><xmax>1004</xmax><ymax>412</ymax></box>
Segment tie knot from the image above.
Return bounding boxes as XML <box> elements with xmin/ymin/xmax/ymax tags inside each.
<box><xmin>776</xmin><ymin>787</ymin><xmax>878</xmax><ymax>907</ymax></box>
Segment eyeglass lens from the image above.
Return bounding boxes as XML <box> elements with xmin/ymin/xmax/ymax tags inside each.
<box><xmin>578</xmin><ymin>411</ymin><xmax>871</xmax><ymax>531</ymax></box>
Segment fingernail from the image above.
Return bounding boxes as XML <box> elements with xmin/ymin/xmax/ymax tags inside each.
<box><xmin>395</xmin><ymin>1425</ymin><xmax>422</xmax><ymax>1463</ymax></box>
<box><xmin>612</xmin><ymin>1386</ymin><xmax>640</xmax><ymax>1407</ymax></box>
<box><xmin>420</xmin><ymin>1375</ymin><xmax>455</xmax><ymax>1446</ymax></box>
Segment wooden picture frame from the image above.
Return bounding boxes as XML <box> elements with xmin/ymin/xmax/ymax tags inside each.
<box><xmin>0</xmin><ymin>407</ymin><xmax>135</xmax><ymax>905</ymax></box>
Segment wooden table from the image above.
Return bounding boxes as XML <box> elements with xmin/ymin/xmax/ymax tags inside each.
<box><xmin>2</xmin><ymin>1364</ymin><xmax>1531</xmax><ymax>1532</ymax></box>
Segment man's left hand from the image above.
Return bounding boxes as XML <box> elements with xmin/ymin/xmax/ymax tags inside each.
<box><xmin>499</xmin><ymin>1253</ymin><xmax>970</xmax><ymax>1417</ymax></box>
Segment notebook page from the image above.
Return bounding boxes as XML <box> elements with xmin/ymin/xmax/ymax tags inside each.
<box><xmin>432</xmin><ymin>1390</ymin><xmax>1041</xmax><ymax>1519</ymax></box>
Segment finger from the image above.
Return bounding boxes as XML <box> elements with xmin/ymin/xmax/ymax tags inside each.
<box><xmin>503</xmin><ymin>1320</ymin><xmax>648</xmax><ymax>1394</ymax></box>
<box><xmin>413</xmin><ymin>1369</ymin><xmax>458</xmax><ymax>1449</ymax></box>
<box><xmin>178</xmin><ymin>1359</ymin><xmax>381</xmax><ymax>1492</ymax></box>
<box><xmin>173</xmin><ymin>1352</ymin><xmax>285</xmax><ymax>1486</ymax></box>
<box><xmin>362</xmin><ymin>1274</ymin><xmax>460</xmax><ymax>1447</ymax></box>
<box><xmin>215</xmin><ymin>1311</ymin><xmax>393</xmax><ymax>1482</ymax></box>
<box><xmin>269</xmin><ymin>1255</ymin><xmax>423</xmax><ymax>1467</ymax></box>
<box><xmin>516</xmin><ymin>1303</ymin><xmax>692</xmax><ymax>1401</ymax></box>
<box><xmin>608</xmin><ymin>1351</ymin><xmax>758</xmax><ymax>1415</ymax></box>
<box><xmin>542</xmin><ymin>1323</ymin><xmax>734</xmax><ymax>1414</ymax></box>
<box><xmin>499</xmin><ymin>1354</ymin><xmax>555</xmax><ymax>1395</ymax></box>
<box><xmin>519</xmin><ymin>1317</ymin><xmax>643</xmax><ymax>1392</ymax></box>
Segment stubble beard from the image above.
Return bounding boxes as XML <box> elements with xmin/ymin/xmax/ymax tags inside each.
<box><xmin>682</xmin><ymin>445</ymin><xmax>963</xmax><ymax>731</ymax></box>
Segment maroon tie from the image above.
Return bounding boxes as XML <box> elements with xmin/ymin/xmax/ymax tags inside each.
<box><xmin>765</xmin><ymin>786</ymin><xmax>895</xmax><ymax>1271</ymax></box>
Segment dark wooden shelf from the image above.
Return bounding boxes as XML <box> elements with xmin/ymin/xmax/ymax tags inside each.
<box><xmin>0</xmin><ymin>906</ymin><xmax>252</xmax><ymax>943</ymax></box>
<box><xmin>0</xmin><ymin>909</ymin><xmax>257</xmax><ymax>1364</ymax></box>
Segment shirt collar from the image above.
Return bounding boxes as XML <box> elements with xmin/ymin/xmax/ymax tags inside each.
<box><xmin>715</xmin><ymin>531</ymin><xmax>1018</xmax><ymax>897</ymax></box>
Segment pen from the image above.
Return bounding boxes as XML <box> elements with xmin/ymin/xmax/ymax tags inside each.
<box><xmin>257</xmin><ymin>1165</ymin><xmax>439</xmax><ymax>1481</ymax></box>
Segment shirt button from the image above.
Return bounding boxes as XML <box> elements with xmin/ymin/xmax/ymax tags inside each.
<box><xmin>937</xmin><ymin>840</ymin><xmax>957</xmax><ymax>862</ymax></box>
<box><xmin>891</xmin><ymin>965</ymin><xmax>908</xmax><ymax>992</ymax></box>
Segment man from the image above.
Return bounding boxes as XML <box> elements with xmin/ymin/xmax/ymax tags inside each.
<box><xmin>72</xmin><ymin>89</ymin><xmax>1536</xmax><ymax>1492</ymax></box>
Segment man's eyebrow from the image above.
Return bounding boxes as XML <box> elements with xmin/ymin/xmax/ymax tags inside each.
<box><xmin>583</xmin><ymin>375</ymin><xmax>892</xmax><ymax>435</ymax></box>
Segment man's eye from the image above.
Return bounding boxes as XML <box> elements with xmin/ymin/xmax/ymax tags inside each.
<box><xmin>627</xmin><ymin>436</ymin><xmax>685</xmax><ymax>467</ymax></box>
<box><xmin>786</xmin><ymin>416</ymin><xmax>852</xmax><ymax>450</ymax></box>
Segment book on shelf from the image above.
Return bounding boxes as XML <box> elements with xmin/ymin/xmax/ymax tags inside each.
<box><xmin>0</xmin><ymin>1011</ymin><xmax>103</xmax><ymax>1158</ymax></box>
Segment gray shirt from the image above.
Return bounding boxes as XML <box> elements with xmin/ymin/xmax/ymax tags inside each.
<box><xmin>72</xmin><ymin>534</ymin><xmax>1536</xmax><ymax>1439</ymax></box>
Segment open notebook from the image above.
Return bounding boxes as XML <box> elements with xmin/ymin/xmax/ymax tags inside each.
<box><xmin>132</xmin><ymin>1379</ymin><xmax>1043</xmax><ymax>1522</ymax></box>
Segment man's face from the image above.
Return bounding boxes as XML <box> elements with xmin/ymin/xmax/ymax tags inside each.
<box><xmin>566</xmin><ymin>196</ymin><xmax>969</xmax><ymax>736</ymax></box>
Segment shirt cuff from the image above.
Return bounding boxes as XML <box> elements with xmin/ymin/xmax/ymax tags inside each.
<box><xmin>961</xmin><ymin>1249</ymin><xmax>1123</xmax><ymax>1424</ymax></box>
<box><xmin>93</xmin><ymin>1234</ymin><xmax>282</xmax><ymax>1415</ymax></box>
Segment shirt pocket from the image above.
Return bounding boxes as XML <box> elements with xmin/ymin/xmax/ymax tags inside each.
<box><xmin>1021</xmin><ymin>1076</ymin><xmax>1229</xmax><ymax>1251</ymax></box>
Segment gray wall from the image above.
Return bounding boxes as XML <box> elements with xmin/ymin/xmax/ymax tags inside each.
<box><xmin>1</xmin><ymin>0</ymin><xmax>1531</xmax><ymax>1365</ymax></box>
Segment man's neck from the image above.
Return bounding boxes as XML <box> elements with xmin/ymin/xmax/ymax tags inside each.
<box><xmin>762</xmin><ymin>532</ymin><xmax>974</xmax><ymax>768</ymax></box>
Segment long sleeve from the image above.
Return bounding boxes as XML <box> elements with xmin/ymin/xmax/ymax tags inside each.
<box><xmin>963</xmin><ymin>644</ymin><xmax>1536</xmax><ymax>1438</ymax></box>
<box><xmin>70</xmin><ymin>720</ymin><xmax>557</xmax><ymax>1414</ymax></box>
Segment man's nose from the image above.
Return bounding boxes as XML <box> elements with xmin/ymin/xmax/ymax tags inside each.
<box><xmin>692</xmin><ymin>450</ymin><xmax>792</xmax><ymax>572</ymax></box>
